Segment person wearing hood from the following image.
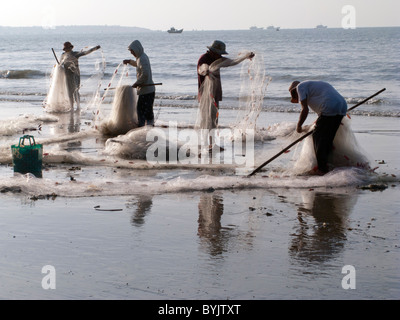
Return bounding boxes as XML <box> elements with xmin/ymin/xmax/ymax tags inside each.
<box><xmin>60</xmin><ymin>41</ymin><xmax>101</xmax><ymax>110</ymax></box>
<box><xmin>123</xmin><ymin>40</ymin><xmax>155</xmax><ymax>127</ymax></box>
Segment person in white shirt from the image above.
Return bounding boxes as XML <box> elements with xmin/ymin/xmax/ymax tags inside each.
<box><xmin>289</xmin><ymin>80</ymin><xmax>348</xmax><ymax>174</ymax></box>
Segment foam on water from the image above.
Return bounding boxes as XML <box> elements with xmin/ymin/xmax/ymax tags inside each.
<box><xmin>0</xmin><ymin>111</ymin><xmax>397</xmax><ymax>198</ymax></box>
<box><xmin>0</xmin><ymin>166</ymin><xmax>397</xmax><ymax>198</ymax></box>
<box><xmin>0</xmin><ymin>69</ymin><xmax>45</xmax><ymax>79</ymax></box>
<box><xmin>0</xmin><ymin>114</ymin><xmax>58</xmax><ymax>137</ymax></box>
<box><xmin>2</xmin><ymin>109</ymin><xmax>392</xmax><ymax>199</ymax></box>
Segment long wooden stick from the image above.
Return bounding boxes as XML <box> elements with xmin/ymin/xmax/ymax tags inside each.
<box><xmin>104</xmin><ymin>83</ymin><xmax>162</xmax><ymax>90</ymax></box>
<box><xmin>247</xmin><ymin>88</ymin><xmax>386</xmax><ymax>177</ymax></box>
<box><xmin>51</xmin><ymin>48</ymin><xmax>60</xmax><ymax>65</ymax></box>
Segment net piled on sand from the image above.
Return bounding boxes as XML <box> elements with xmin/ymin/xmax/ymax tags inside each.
<box><xmin>98</xmin><ymin>85</ymin><xmax>138</xmax><ymax>136</ymax></box>
<box><xmin>291</xmin><ymin>116</ymin><xmax>371</xmax><ymax>174</ymax></box>
<box><xmin>44</xmin><ymin>65</ymin><xmax>71</xmax><ymax>113</ymax></box>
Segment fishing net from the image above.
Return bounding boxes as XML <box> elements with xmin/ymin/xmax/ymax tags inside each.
<box><xmin>94</xmin><ymin>63</ymin><xmax>136</xmax><ymax>136</ymax></box>
<box><xmin>195</xmin><ymin>51</ymin><xmax>258</xmax><ymax>150</ymax></box>
<box><xmin>291</xmin><ymin>116</ymin><xmax>371</xmax><ymax>174</ymax></box>
<box><xmin>195</xmin><ymin>51</ymin><xmax>254</xmax><ymax>131</ymax></box>
<box><xmin>103</xmin><ymin>126</ymin><xmax>152</xmax><ymax>160</ymax></box>
<box><xmin>103</xmin><ymin>126</ymin><xmax>180</xmax><ymax>163</ymax></box>
<box><xmin>44</xmin><ymin>65</ymin><xmax>71</xmax><ymax>113</ymax></box>
<box><xmin>79</xmin><ymin>47</ymin><xmax>106</xmax><ymax>112</ymax></box>
<box><xmin>44</xmin><ymin>47</ymin><xmax>105</xmax><ymax>113</ymax></box>
<box><xmin>98</xmin><ymin>85</ymin><xmax>138</xmax><ymax>136</ymax></box>
<box><xmin>234</xmin><ymin>52</ymin><xmax>271</xmax><ymax>142</ymax></box>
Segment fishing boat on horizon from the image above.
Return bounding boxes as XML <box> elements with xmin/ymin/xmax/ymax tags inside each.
<box><xmin>167</xmin><ymin>27</ymin><xmax>183</xmax><ymax>33</ymax></box>
<box><xmin>267</xmin><ymin>25</ymin><xmax>280</xmax><ymax>31</ymax></box>
<box><xmin>250</xmin><ymin>26</ymin><xmax>264</xmax><ymax>31</ymax></box>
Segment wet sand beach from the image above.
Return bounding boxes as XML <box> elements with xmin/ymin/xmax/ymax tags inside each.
<box><xmin>0</xmin><ymin>106</ymin><xmax>399</xmax><ymax>300</ymax></box>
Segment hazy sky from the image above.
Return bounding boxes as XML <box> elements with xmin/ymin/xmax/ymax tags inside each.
<box><xmin>1</xmin><ymin>0</ymin><xmax>399</xmax><ymax>30</ymax></box>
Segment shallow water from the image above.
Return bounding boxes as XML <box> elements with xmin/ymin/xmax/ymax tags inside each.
<box><xmin>1</xmin><ymin>185</ymin><xmax>398</xmax><ymax>300</ymax></box>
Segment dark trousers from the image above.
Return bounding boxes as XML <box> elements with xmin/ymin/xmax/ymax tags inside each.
<box><xmin>312</xmin><ymin>115</ymin><xmax>344</xmax><ymax>173</ymax></box>
<box><xmin>137</xmin><ymin>92</ymin><xmax>155</xmax><ymax>127</ymax></box>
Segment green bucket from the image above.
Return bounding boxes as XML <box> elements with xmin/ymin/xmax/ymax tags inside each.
<box><xmin>11</xmin><ymin>135</ymin><xmax>43</xmax><ymax>178</ymax></box>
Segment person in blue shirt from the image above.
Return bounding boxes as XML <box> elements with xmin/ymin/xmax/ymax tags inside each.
<box><xmin>289</xmin><ymin>80</ymin><xmax>348</xmax><ymax>174</ymax></box>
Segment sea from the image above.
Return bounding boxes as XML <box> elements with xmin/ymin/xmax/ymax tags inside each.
<box><xmin>1</xmin><ymin>26</ymin><xmax>399</xmax><ymax>116</ymax></box>
<box><xmin>0</xmin><ymin>26</ymin><xmax>399</xmax><ymax>300</ymax></box>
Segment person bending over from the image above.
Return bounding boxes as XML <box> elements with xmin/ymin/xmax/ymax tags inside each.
<box><xmin>289</xmin><ymin>80</ymin><xmax>347</xmax><ymax>174</ymax></box>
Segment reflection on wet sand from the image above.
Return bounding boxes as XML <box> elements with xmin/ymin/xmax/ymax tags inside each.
<box><xmin>52</xmin><ymin>110</ymin><xmax>81</xmax><ymax>134</ymax></box>
<box><xmin>197</xmin><ymin>193</ymin><xmax>226</xmax><ymax>256</ymax></box>
<box><xmin>128</xmin><ymin>195</ymin><xmax>153</xmax><ymax>227</ymax></box>
<box><xmin>50</xmin><ymin>110</ymin><xmax>83</xmax><ymax>151</ymax></box>
<box><xmin>290</xmin><ymin>190</ymin><xmax>358</xmax><ymax>264</ymax></box>
<box><xmin>197</xmin><ymin>192</ymin><xmax>258</xmax><ymax>259</ymax></box>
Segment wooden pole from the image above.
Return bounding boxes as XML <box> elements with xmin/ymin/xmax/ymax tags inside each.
<box><xmin>51</xmin><ymin>48</ymin><xmax>60</xmax><ymax>65</ymax></box>
<box><xmin>104</xmin><ymin>83</ymin><xmax>163</xmax><ymax>90</ymax></box>
<box><xmin>247</xmin><ymin>88</ymin><xmax>386</xmax><ymax>177</ymax></box>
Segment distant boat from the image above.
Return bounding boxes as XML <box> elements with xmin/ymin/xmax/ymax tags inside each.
<box><xmin>250</xmin><ymin>26</ymin><xmax>264</xmax><ymax>31</ymax></box>
<box><xmin>316</xmin><ymin>24</ymin><xmax>327</xmax><ymax>29</ymax></box>
<box><xmin>267</xmin><ymin>26</ymin><xmax>280</xmax><ymax>31</ymax></box>
<box><xmin>167</xmin><ymin>27</ymin><xmax>183</xmax><ymax>33</ymax></box>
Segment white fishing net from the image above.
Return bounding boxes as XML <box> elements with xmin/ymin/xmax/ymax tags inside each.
<box><xmin>236</xmin><ymin>53</ymin><xmax>269</xmax><ymax>131</ymax></box>
<box><xmin>98</xmin><ymin>85</ymin><xmax>138</xmax><ymax>136</ymax></box>
<box><xmin>234</xmin><ymin>52</ymin><xmax>272</xmax><ymax>143</ymax></box>
<box><xmin>291</xmin><ymin>116</ymin><xmax>371</xmax><ymax>174</ymax></box>
<box><xmin>44</xmin><ymin>65</ymin><xmax>71</xmax><ymax>113</ymax></box>
<box><xmin>44</xmin><ymin>47</ymin><xmax>105</xmax><ymax>113</ymax></box>
<box><xmin>103</xmin><ymin>126</ymin><xmax>153</xmax><ymax>160</ymax></box>
<box><xmin>195</xmin><ymin>51</ymin><xmax>254</xmax><ymax>131</ymax></box>
<box><xmin>93</xmin><ymin>62</ymin><xmax>137</xmax><ymax>136</ymax></box>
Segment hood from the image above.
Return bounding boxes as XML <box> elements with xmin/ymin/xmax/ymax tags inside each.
<box><xmin>128</xmin><ymin>40</ymin><xmax>144</xmax><ymax>57</ymax></box>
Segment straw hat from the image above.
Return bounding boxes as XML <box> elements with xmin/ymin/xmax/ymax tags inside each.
<box><xmin>207</xmin><ymin>40</ymin><xmax>228</xmax><ymax>55</ymax></box>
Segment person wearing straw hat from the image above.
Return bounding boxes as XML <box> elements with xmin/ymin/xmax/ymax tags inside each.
<box><xmin>197</xmin><ymin>41</ymin><xmax>228</xmax><ymax>110</ymax></box>
<box><xmin>123</xmin><ymin>40</ymin><xmax>155</xmax><ymax>127</ymax></box>
<box><xmin>61</xmin><ymin>42</ymin><xmax>101</xmax><ymax>110</ymax></box>
<box><xmin>289</xmin><ymin>80</ymin><xmax>348</xmax><ymax>174</ymax></box>
<box><xmin>197</xmin><ymin>40</ymin><xmax>254</xmax><ymax>115</ymax></box>
<box><xmin>197</xmin><ymin>41</ymin><xmax>254</xmax><ymax>148</ymax></box>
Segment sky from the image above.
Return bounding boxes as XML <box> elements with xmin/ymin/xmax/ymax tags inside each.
<box><xmin>1</xmin><ymin>0</ymin><xmax>399</xmax><ymax>30</ymax></box>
